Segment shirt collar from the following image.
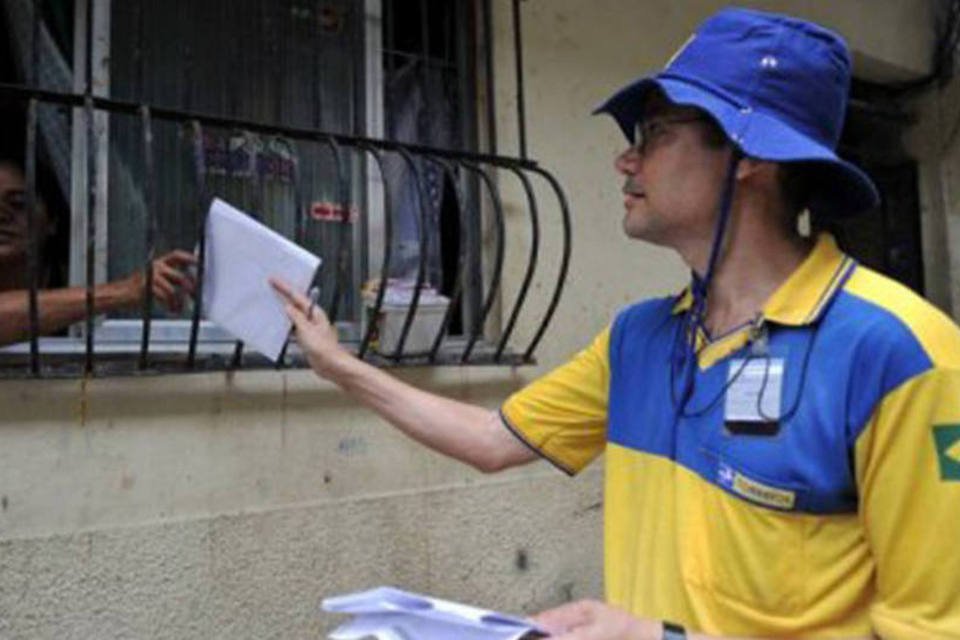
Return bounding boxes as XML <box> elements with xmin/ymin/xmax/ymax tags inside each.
<box><xmin>671</xmin><ymin>233</ymin><xmax>855</xmax><ymax>326</ymax></box>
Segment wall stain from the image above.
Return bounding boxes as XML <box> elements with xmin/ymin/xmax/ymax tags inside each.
<box><xmin>515</xmin><ymin>548</ymin><xmax>529</xmax><ymax>572</ymax></box>
<box><xmin>120</xmin><ymin>472</ymin><xmax>135</xmax><ymax>491</ymax></box>
<box><xmin>337</xmin><ymin>436</ymin><xmax>368</xmax><ymax>456</ymax></box>
<box><xmin>1</xmin><ymin>495</ymin><xmax>7</xmax><ymax>511</ymax></box>
<box><xmin>280</xmin><ymin>374</ymin><xmax>288</xmax><ymax>449</ymax></box>
<box><xmin>78</xmin><ymin>375</ymin><xmax>90</xmax><ymax>427</ymax></box>
<box><xmin>575</xmin><ymin>500</ymin><xmax>603</xmax><ymax>517</ymax></box>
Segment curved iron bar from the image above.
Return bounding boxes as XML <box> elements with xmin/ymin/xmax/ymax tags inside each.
<box><xmin>494</xmin><ymin>166</ymin><xmax>540</xmax><ymax>362</ymax></box>
<box><xmin>0</xmin><ymin>84</ymin><xmax>572</xmax><ymax>372</ymax></box>
<box><xmin>84</xmin><ymin>94</ymin><xmax>97</xmax><ymax>374</ymax></box>
<box><xmin>512</xmin><ymin>0</ymin><xmax>527</xmax><ymax>159</ymax></box>
<box><xmin>522</xmin><ymin>166</ymin><xmax>572</xmax><ymax>362</ymax></box>
<box><xmin>392</xmin><ymin>147</ymin><xmax>431</xmax><ymax>360</ymax></box>
<box><xmin>0</xmin><ymin>83</ymin><xmax>541</xmax><ymax>170</ymax></box>
<box><xmin>458</xmin><ymin>162</ymin><xmax>506</xmax><ymax>363</ymax></box>
<box><xmin>275</xmin><ymin>136</ymin><xmax>304</xmax><ymax>367</ymax></box>
<box><xmin>316</xmin><ymin>135</ymin><xmax>352</xmax><ymax>323</ymax></box>
<box><xmin>186</xmin><ymin>120</ymin><xmax>210</xmax><ymax>368</ymax></box>
<box><xmin>24</xmin><ymin>98</ymin><xmax>40</xmax><ymax>374</ymax></box>
<box><xmin>356</xmin><ymin>144</ymin><xmax>394</xmax><ymax>360</ymax></box>
<box><xmin>424</xmin><ymin>156</ymin><xmax>468</xmax><ymax>363</ymax></box>
<box><xmin>138</xmin><ymin>105</ymin><xmax>157</xmax><ymax>370</ymax></box>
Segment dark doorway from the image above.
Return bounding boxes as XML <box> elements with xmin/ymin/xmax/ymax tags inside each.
<box><xmin>814</xmin><ymin>82</ymin><xmax>924</xmax><ymax>295</ymax></box>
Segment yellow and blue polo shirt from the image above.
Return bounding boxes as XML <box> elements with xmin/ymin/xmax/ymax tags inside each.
<box><xmin>501</xmin><ymin>234</ymin><xmax>960</xmax><ymax>638</ymax></box>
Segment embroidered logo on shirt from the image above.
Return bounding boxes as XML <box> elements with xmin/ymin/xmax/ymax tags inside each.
<box><xmin>934</xmin><ymin>424</ymin><xmax>960</xmax><ymax>481</ymax></box>
<box><xmin>718</xmin><ymin>462</ymin><xmax>796</xmax><ymax>509</ymax></box>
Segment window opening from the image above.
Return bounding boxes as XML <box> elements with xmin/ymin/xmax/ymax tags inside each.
<box><xmin>0</xmin><ymin>0</ymin><xmax>573</xmax><ymax>377</ymax></box>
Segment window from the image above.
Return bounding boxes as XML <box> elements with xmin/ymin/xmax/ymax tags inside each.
<box><xmin>0</xmin><ymin>0</ymin><xmax>571</xmax><ymax>375</ymax></box>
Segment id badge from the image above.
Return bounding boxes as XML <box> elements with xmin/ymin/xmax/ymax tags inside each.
<box><xmin>724</xmin><ymin>358</ymin><xmax>784</xmax><ymax>435</ymax></box>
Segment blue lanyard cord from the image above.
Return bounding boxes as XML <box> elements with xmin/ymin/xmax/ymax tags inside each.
<box><xmin>698</xmin><ymin>151</ymin><xmax>743</xmax><ymax>303</ymax></box>
<box><xmin>752</xmin><ymin>321</ymin><xmax>821</xmax><ymax>423</ymax></box>
<box><xmin>670</xmin><ymin>150</ymin><xmax>742</xmax><ymax>415</ymax></box>
<box><xmin>750</xmin><ymin>257</ymin><xmax>853</xmax><ymax>422</ymax></box>
<box><xmin>669</xmin><ymin>315</ymin><xmax>765</xmax><ymax>418</ymax></box>
<box><xmin>669</xmin><ymin>316</ymin><xmax>821</xmax><ymax>424</ymax></box>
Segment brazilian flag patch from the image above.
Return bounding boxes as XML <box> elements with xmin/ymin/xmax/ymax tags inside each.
<box><xmin>934</xmin><ymin>425</ymin><xmax>960</xmax><ymax>481</ymax></box>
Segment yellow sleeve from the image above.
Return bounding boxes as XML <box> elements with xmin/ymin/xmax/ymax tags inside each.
<box><xmin>500</xmin><ymin>326</ymin><xmax>610</xmax><ymax>475</ymax></box>
<box><xmin>854</xmin><ymin>366</ymin><xmax>960</xmax><ymax>639</ymax></box>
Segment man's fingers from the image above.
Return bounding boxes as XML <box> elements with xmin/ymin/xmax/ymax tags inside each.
<box><xmin>547</xmin><ymin>631</ymin><xmax>591</xmax><ymax>640</ymax></box>
<box><xmin>270</xmin><ymin>278</ymin><xmax>311</xmax><ymax>313</ymax></box>
<box><xmin>285</xmin><ymin>304</ymin><xmax>316</xmax><ymax>334</ymax></box>
<box><xmin>532</xmin><ymin>601</ymin><xmax>595</xmax><ymax>635</ymax></box>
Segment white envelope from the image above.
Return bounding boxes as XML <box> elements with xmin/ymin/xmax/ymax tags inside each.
<box><xmin>322</xmin><ymin>587</ymin><xmax>547</xmax><ymax>640</ymax></box>
<box><xmin>202</xmin><ymin>198</ymin><xmax>321</xmax><ymax>361</ymax></box>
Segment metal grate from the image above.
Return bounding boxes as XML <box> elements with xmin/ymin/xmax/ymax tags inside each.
<box><xmin>0</xmin><ymin>0</ymin><xmax>572</xmax><ymax>378</ymax></box>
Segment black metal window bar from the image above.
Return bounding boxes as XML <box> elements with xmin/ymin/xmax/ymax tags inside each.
<box><xmin>0</xmin><ymin>0</ymin><xmax>570</xmax><ymax>378</ymax></box>
<box><xmin>0</xmin><ymin>89</ymin><xmax>571</xmax><ymax>378</ymax></box>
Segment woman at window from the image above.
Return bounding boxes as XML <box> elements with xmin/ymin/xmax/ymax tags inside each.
<box><xmin>0</xmin><ymin>157</ymin><xmax>196</xmax><ymax>346</ymax></box>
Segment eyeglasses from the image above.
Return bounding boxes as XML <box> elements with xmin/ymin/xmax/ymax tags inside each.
<box><xmin>632</xmin><ymin>115</ymin><xmax>708</xmax><ymax>154</ymax></box>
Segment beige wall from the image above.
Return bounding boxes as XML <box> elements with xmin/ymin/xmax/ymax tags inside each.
<box><xmin>0</xmin><ymin>370</ymin><xmax>605</xmax><ymax>638</ymax></box>
<box><xmin>492</xmin><ymin>0</ymin><xmax>944</xmax><ymax>369</ymax></box>
<box><xmin>0</xmin><ymin>1</ymin><xmax>948</xmax><ymax>638</ymax></box>
<box><xmin>909</xmin><ymin>66</ymin><xmax>960</xmax><ymax>317</ymax></box>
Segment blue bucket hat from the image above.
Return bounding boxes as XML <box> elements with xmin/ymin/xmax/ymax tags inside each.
<box><xmin>595</xmin><ymin>7</ymin><xmax>880</xmax><ymax>217</ymax></box>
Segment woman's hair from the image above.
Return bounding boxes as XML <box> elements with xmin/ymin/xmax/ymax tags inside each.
<box><xmin>0</xmin><ymin>153</ymin><xmax>70</xmax><ymax>286</ymax></box>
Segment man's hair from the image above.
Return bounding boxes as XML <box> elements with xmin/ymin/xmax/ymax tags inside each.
<box><xmin>777</xmin><ymin>163</ymin><xmax>812</xmax><ymax>221</ymax></box>
<box><xmin>697</xmin><ymin>116</ymin><xmax>729</xmax><ymax>150</ymax></box>
<box><xmin>692</xmin><ymin>120</ymin><xmax>812</xmax><ymax>223</ymax></box>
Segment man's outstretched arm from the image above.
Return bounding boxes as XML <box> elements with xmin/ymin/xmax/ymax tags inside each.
<box><xmin>270</xmin><ymin>279</ymin><xmax>537</xmax><ymax>473</ymax></box>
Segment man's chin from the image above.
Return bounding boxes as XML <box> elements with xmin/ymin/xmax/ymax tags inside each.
<box><xmin>622</xmin><ymin>219</ymin><xmax>668</xmax><ymax>246</ymax></box>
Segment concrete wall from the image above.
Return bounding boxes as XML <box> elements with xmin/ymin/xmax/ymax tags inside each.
<box><xmin>0</xmin><ymin>370</ymin><xmax>604</xmax><ymax>639</ymax></box>
<box><xmin>909</xmin><ymin>61</ymin><xmax>960</xmax><ymax>317</ymax></box>
<box><xmin>0</xmin><ymin>1</ymin><xmax>947</xmax><ymax>638</ymax></box>
<box><xmin>491</xmin><ymin>0</ymin><xmax>944</xmax><ymax>362</ymax></box>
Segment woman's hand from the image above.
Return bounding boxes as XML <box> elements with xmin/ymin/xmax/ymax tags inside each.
<box><xmin>117</xmin><ymin>249</ymin><xmax>196</xmax><ymax>314</ymax></box>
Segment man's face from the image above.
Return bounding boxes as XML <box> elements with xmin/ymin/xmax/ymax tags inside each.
<box><xmin>614</xmin><ymin>99</ymin><xmax>732</xmax><ymax>249</ymax></box>
<box><xmin>0</xmin><ymin>162</ymin><xmax>50</xmax><ymax>263</ymax></box>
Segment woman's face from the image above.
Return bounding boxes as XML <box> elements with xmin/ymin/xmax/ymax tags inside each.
<box><xmin>0</xmin><ymin>162</ymin><xmax>51</xmax><ymax>264</ymax></box>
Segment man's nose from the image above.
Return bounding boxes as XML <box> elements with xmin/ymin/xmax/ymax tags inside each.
<box><xmin>615</xmin><ymin>146</ymin><xmax>640</xmax><ymax>176</ymax></box>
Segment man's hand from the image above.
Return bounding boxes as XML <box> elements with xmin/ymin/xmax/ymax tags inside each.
<box><xmin>270</xmin><ymin>278</ymin><xmax>351</xmax><ymax>377</ymax></box>
<box><xmin>267</xmin><ymin>278</ymin><xmax>536</xmax><ymax>472</ymax></box>
<box><xmin>533</xmin><ymin>600</ymin><xmax>662</xmax><ymax>640</ymax></box>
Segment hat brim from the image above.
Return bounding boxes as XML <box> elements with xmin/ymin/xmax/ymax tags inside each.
<box><xmin>593</xmin><ymin>75</ymin><xmax>881</xmax><ymax>217</ymax></box>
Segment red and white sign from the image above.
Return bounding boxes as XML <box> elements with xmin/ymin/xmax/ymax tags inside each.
<box><xmin>310</xmin><ymin>201</ymin><xmax>357</xmax><ymax>224</ymax></box>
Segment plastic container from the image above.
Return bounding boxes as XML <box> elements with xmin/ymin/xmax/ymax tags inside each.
<box><xmin>363</xmin><ymin>281</ymin><xmax>450</xmax><ymax>355</ymax></box>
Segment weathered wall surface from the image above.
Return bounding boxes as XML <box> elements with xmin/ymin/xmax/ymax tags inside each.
<box><xmin>0</xmin><ymin>371</ymin><xmax>603</xmax><ymax>638</ymax></box>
